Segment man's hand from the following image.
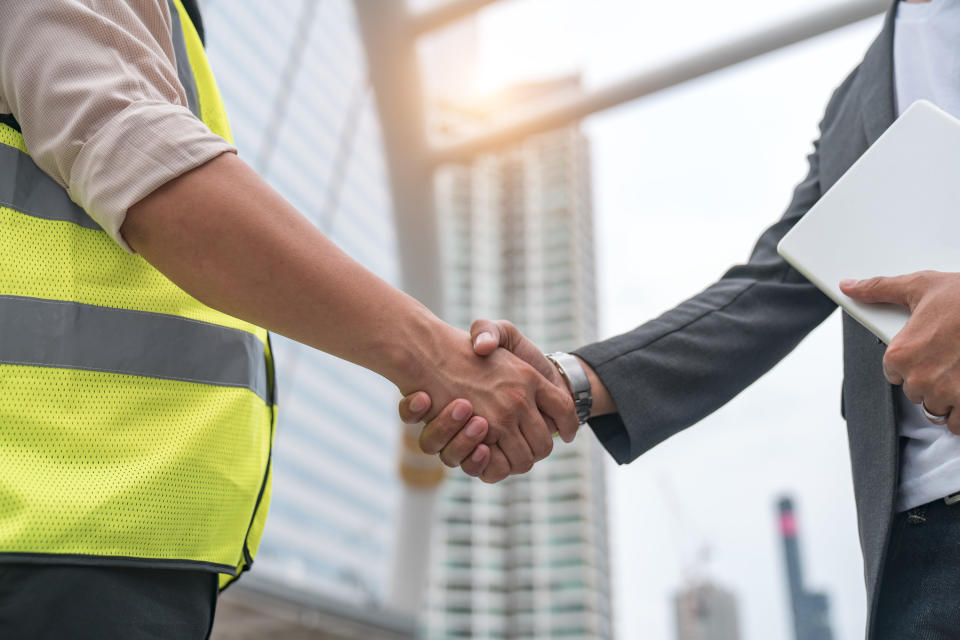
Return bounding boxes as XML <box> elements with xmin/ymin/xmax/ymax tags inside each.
<box><xmin>400</xmin><ymin>320</ymin><xmax>587</xmax><ymax>482</ymax></box>
<box><xmin>841</xmin><ymin>271</ymin><xmax>960</xmax><ymax>433</ymax></box>
<box><xmin>404</xmin><ymin>332</ymin><xmax>577</xmax><ymax>478</ymax></box>
<box><xmin>472</xmin><ymin>320</ymin><xmax>565</xmax><ymax>389</ymax></box>
<box><xmin>398</xmin><ymin>395</ymin><xmax>493</xmax><ymax>471</ymax></box>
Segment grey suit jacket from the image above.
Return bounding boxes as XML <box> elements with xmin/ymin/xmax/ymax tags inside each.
<box><xmin>574</xmin><ymin>4</ymin><xmax>900</xmax><ymax>637</ymax></box>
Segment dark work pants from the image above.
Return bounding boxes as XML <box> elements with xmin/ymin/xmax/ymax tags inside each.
<box><xmin>874</xmin><ymin>499</ymin><xmax>960</xmax><ymax>639</ymax></box>
<box><xmin>0</xmin><ymin>564</ymin><xmax>218</xmax><ymax>639</ymax></box>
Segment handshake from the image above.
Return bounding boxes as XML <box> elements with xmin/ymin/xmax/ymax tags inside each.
<box><xmin>394</xmin><ymin>318</ymin><xmax>611</xmax><ymax>483</ymax></box>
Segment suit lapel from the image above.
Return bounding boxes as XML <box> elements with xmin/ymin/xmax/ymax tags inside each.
<box><xmin>859</xmin><ymin>1</ymin><xmax>897</xmax><ymax>145</ymax></box>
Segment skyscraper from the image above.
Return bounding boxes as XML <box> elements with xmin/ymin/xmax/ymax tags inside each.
<box><xmin>200</xmin><ymin>0</ymin><xmax>406</xmax><ymax>621</ymax></box>
<box><xmin>674</xmin><ymin>582</ymin><xmax>741</xmax><ymax>640</ymax></box>
<box><xmin>422</xmin><ymin>76</ymin><xmax>613</xmax><ymax>640</ymax></box>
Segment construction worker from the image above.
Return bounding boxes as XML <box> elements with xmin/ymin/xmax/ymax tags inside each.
<box><xmin>0</xmin><ymin>1</ymin><xmax>576</xmax><ymax>637</ymax></box>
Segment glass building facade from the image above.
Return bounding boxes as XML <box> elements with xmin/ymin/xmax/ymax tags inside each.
<box><xmin>202</xmin><ymin>0</ymin><xmax>401</xmax><ymax>606</ymax></box>
<box><xmin>423</xmin><ymin>78</ymin><xmax>613</xmax><ymax>639</ymax></box>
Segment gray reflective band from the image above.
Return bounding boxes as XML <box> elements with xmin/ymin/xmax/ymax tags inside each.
<box><xmin>0</xmin><ymin>295</ymin><xmax>269</xmax><ymax>403</ymax></box>
<box><xmin>0</xmin><ymin>145</ymin><xmax>99</xmax><ymax>229</ymax></box>
<box><xmin>168</xmin><ymin>0</ymin><xmax>201</xmax><ymax>118</ymax></box>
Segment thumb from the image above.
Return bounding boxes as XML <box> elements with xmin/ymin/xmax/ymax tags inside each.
<box><xmin>535</xmin><ymin>377</ymin><xmax>579</xmax><ymax>443</ymax></box>
<box><xmin>840</xmin><ymin>274</ymin><xmax>920</xmax><ymax>309</ymax></box>
<box><xmin>398</xmin><ymin>391</ymin><xmax>432</xmax><ymax>424</ymax></box>
<box><xmin>471</xmin><ymin>318</ymin><xmax>508</xmax><ymax>356</ymax></box>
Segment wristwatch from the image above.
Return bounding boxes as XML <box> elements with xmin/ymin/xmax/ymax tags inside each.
<box><xmin>545</xmin><ymin>352</ymin><xmax>592</xmax><ymax>424</ymax></box>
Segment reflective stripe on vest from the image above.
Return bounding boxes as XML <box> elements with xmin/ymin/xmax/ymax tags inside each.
<box><xmin>0</xmin><ymin>0</ymin><xmax>275</xmax><ymax>587</ymax></box>
<box><xmin>0</xmin><ymin>295</ymin><xmax>269</xmax><ymax>402</ymax></box>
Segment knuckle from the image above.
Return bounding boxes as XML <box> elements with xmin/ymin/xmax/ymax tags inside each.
<box><xmin>515</xmin><ymin>455</ymin><xmax>534</xmax><ymax>474</ymax></box>
<box><xmin>439</xmin><ymin>455</ymin><xmax>457</xmax><ymax>468</ymax></box>
<box><xmin>542</xmin><ymin>436</ymin><xmax>554</xmax><ymax>457</ymax></box>
<box><xmin>907</xmin><ymin>372</ymin><xmax>933</xmax><ymax>393</ymax></box>
<box><xmin>884</xmin><ymin>344</ymin><xmax>909</xmax><ymax>369</ymax></box>
<box><xmin>482</xmin><ymin>470</ymin><xmax>505</xmax><ymax>484</ymax></box>
<box><xmin>502</xmin><ymin>386</ymin><xmax>528</xmax><ymax>408</ymax></box>
<box><xmin>532</xmin><ymin>438</ymin><xmax>553</xmax><ymax>462</ymax></box>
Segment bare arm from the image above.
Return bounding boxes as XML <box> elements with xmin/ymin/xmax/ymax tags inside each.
<box><xmin>124</xmin><ymin>153</ymin><xmax>437</xmax><ymax>385</ymax></box>
<box><xmin>122</xmin><ymin>153</ymin><xmax>577</xmax><ymax>471</ymax></box>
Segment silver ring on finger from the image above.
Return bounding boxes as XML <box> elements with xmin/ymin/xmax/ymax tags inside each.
<box><xmin>922</xmin><ymin>401</ymin><xmax>950</xmax><ymax>425</ymax></box>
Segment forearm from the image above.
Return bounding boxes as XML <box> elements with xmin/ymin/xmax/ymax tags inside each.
<box><xmin>122</xmin><ymin>152</ymin><xmax>451</xmax><ymax>391</ymax></box>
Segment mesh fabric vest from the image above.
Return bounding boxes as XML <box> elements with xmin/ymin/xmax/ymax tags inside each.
<box><xmin>0</xmin><ymin>0</ymin><xmax>276</xmax><ymax>589</ymax></box>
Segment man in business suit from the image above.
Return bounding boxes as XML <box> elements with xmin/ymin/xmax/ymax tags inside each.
<box><xmin>401</xmin><ymin>0</ymin><xmax>960</xmax><ymax>637</ymax></box>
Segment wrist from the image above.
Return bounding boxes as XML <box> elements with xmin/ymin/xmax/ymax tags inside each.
<box><xmin>547</xmin><ymin>352</ymin><xmax>592</xmax><ymax>423</ymax></box>
<box><xmin>378</xmin><ymin>306</ymin><xmax>466</xmax><ymax>394</ymax></box>
<box><xmin>573</xmin><ymin>355</ymin><xmax>615</xmax><ymax>417</ymax></box>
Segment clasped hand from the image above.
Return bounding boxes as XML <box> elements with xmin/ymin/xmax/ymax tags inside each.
<box><xmin>401</xmin><ymin>320</ymin><xmax>578</xmax><ymax>483</ymax></box>
<box><xmin>842</xmin><ymin>271</ymin><xmax>960</xmax><ymax>432</ymax></box>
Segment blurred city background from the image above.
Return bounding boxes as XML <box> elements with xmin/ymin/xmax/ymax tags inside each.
<box><xmin>197</xmin><ymin>1</ymin><xmax>890</xmax><ymax>638</ymax></box>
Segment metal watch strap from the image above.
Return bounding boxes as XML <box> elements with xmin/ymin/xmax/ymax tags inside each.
<box><xmin>546</xmin><ymin>352</ymin><xmax>592</xmax><ymax>424</ymax></box>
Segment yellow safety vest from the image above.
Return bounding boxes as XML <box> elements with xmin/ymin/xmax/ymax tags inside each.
<box><xmin>0</xmin><ymin>0</ymin><xmax>275</xmax><ymax>590</ymax></box>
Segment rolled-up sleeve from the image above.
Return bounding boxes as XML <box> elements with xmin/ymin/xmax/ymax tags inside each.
<box><xmin>0</xmin><ymin>0</ymin><xmax>235</xmax><ymax>251</ymax></box>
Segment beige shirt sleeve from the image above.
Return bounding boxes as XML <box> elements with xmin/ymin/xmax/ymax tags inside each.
<box><xmin>0</xmin><ymin>0</ymin><xmax>236</xmax><ymax>251</ymax></box>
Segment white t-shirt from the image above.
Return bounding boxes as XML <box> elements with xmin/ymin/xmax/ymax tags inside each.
<box><xmin>892</xmin><ymin>0</ymin><xmax>960</xmax><ymax>511</ymax></box>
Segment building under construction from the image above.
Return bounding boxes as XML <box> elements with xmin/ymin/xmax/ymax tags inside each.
<box><xmin>674</xmin><ymin>581</ymin><xmax>741</xmax><ymax>640</ymax></box>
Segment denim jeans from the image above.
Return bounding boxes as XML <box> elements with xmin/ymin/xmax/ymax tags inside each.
<box><xmin>874</xmin><ymin>499</ymin><xmax>960</xmax><ymax>639</ymax></box>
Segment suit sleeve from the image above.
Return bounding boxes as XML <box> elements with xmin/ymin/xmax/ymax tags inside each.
<box><xmin>573</xmin><ymin>68</ymin><xmax>860</xmax><ymax>465</ymax></box>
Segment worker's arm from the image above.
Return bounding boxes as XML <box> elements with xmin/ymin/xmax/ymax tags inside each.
<box><xmin>122</xmin><ymin>152</ymin><xmax>578</xmax><ymax>474</ymax></box>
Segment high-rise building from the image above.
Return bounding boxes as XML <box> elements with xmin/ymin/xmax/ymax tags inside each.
<box><xmin>777</xmin><ymin>498</ymin><xmax>834</xmax><ymax>640</ymax></box>
<box><xmin>199</xmin><ymin>1</ymin><xmax>410</xmax><ymax>635</ymax></box>
<box><xmin>674</xmin><ymin>582</ymin><xmax>741</xmax><ymax>640</ymax></box>
<box><xmin>422</xmin><ymin>77</ymin><xmax>612</xmax><ymax>640</ymax></box>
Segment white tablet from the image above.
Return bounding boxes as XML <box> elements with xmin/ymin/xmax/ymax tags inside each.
<box><xmin>777</xmin><ymin>99</ymin><xmax>960</xmax><ymax>344</ymax></box>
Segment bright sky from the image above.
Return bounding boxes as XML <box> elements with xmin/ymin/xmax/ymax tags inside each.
<box><xmin>466</xmin><ymin>1</ymin><xmax>886</xmax><ymax>639</ymax></box>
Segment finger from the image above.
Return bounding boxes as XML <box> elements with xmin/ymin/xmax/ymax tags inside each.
<box><xmin>882</xmin><ymin>361</ymin><xmax>904</xmax><ymax>386</ymax></box>
<box><xmin>900</xmin><ymin>380</ymin><xmax>923</xmax><ymax>404</ymax></box>
<box><xmin>480</xmin><ymin>445</ymin><xmax>511</xmax><ymax>483</ymax></box>
<box><xmin>398</xmin><ymin>391</ymin><xmax>433</xmax><ymax>424</ymax></box>
<box><xmin>947</xmin><ymin>409</ymin><xmax>960</xmax><ymax>436</ymax></box>
<box><xmin>418</xmin><ymin>399</ymin><xmax>473</xmax><ymax>455</ymax></box>
<box><xmin>543</xmin><ymin>413</ymin><xmax>558</xmax><ymax>437</ymax></box>
<box><xmin>471</xmin><ymin>320</ymin><xmax>561</xmax><ymax>386</ymax></box>
<box><xmin>922</xmin><ymin>400</ymin><xmax>952</xmax><ymax>425</ymax></box>
<box><xmin>839</xmin><ymin>272</ymin><xmax>929</xmax><ymax>309</ymax></box>
<box><xmin>535</xmin><ymin>375</ymin><xmax>578</xmax><ymax>442</ymax></box>
<box><xmin>495</xmin><ymin>417</ymin><xmax>536</xmax><ymax>475</ymax></box>
<box><xmin>518</xmin><ymin>403</ymin><xmax>554</xmax><ymax>463</ymax></box>
<box><xmin>460</xmin><ymin>443</ymin><xmax>491</xmax><ymax>477</ymax></box>
<box><xmin>438</xmin><ymin>417</ymin><xmax>489</xmax><ymax>467</ymax></box>
<box><xmin>470</xmin><ymin>319</ymin><xmax>505</xmax><ymax>356</ymax></box>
